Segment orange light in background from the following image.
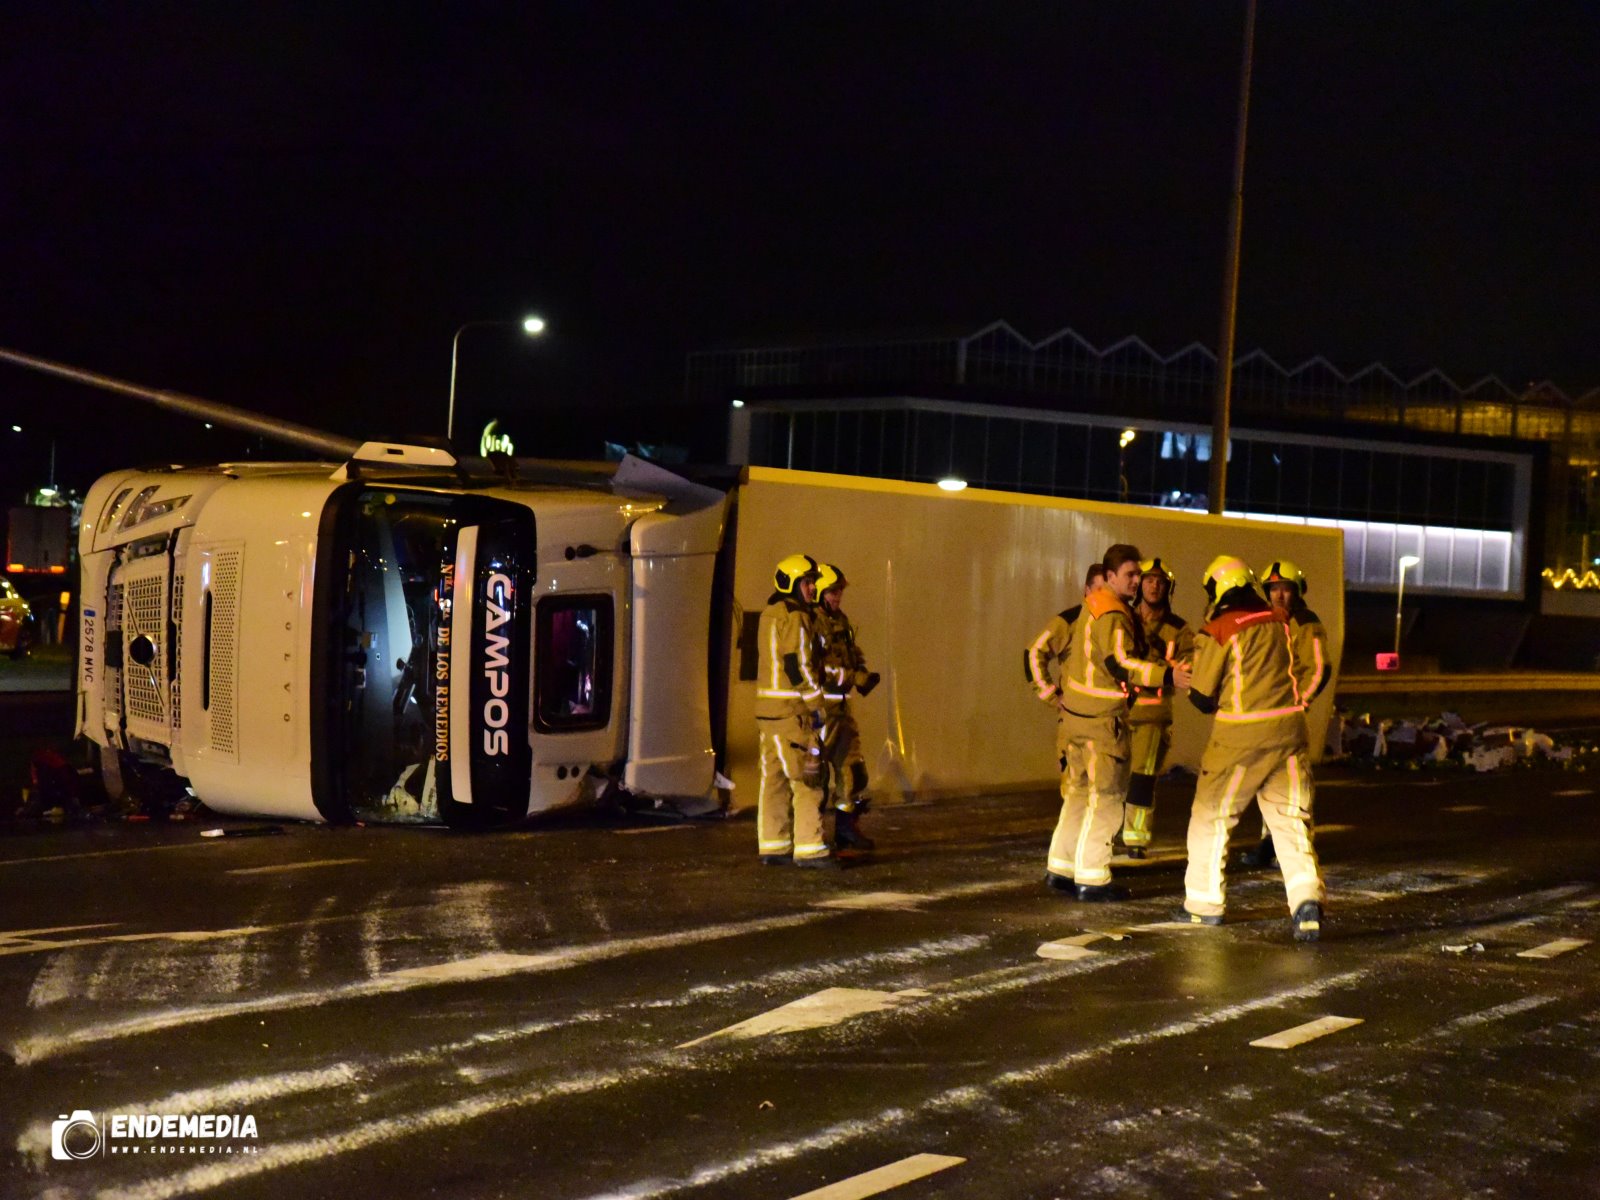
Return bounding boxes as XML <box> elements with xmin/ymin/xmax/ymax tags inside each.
<box><xmin>48</xmin><ymin>565</ymin><xmax>66</xmax><ymax>574</ymax></box>
<box><xmin>5</xmin><ymin>564</ymin><xmax>23</xmax><ymax>573</ymax></box>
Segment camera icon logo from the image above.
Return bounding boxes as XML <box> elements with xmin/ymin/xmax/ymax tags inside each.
<box><xmin>51</xmin><ymin>1111</ymin><xmax>102</xmax><ymax>1160</ymax></box>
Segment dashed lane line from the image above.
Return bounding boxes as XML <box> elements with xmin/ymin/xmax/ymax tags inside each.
<box><xmin>1250</xmin><ymin>1015</ymin><xmax>1364</xmax><ymax>1050</ymax></box>
<box><xmin>787</xmin><ymin>1153</ymin><xmax>966</xmax><ymax>1200</ymax></box>
<box><xmin>0</xmin><ymin>842</ymin><xmax>224</xmax><ymax>868</ymax></box>
<box><xmin>0</xmin><ymin>913</ymin><xmax>363</xmax><ymax>960</ymax></box>
<box><xmin>226</xmin><ymin>858</ymin><xmax>365</xmax><ymax>876</ymax></box>
<box><xmin>10</xmin><ymin>880</ymin><xmax>1017</xmax><ymax>1064</ymax></box>
<box><xmin>568</xmin><ymin>968</ymin><xmax>1378</xmax><ymax>1200</ymax></box>
<box><xmin>20</xmin><ymin>937</ymin><xmax>998</xmax><ymax>1163</ymax></box>
<box><xmin>1516</xmin><ymin>938</ymin><xmax>1591</xmax><ymax>960</ymax></box>
<box><xmin>1441</xmin><ymin>805</ymin><xmax>1488</xmax><ymax>813</ymax></box>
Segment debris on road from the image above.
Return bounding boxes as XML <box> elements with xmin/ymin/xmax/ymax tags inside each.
<box><xmin>1327</xmin><ymin>709</ymin><xmax>1592</xmax><ymax>775</ymax></box>
<box><xmin>1441</xmin><ymin>942</ymin><xmax>1486</xmax><ymax>954</ymax></box>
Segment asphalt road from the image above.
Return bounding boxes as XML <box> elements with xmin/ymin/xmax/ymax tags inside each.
<box><xmin>4</xmin><ymin>763</ymin><xmax>1599</xmax><ymax>1200</ymax></box>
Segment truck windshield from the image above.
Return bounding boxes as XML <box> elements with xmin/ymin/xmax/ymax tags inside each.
<box><xmin>311</xmin><ymin>485</ymin><xmax>536</xmax><ymax>825</ymax></box>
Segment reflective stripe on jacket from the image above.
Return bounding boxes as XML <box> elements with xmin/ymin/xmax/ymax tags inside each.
<box><xmin>1024</xmin><ymin>606</ymin><xmax>1079</xmax><ymax>704</ymax></box>
<box><xmin>817</xmin><ymin>605</ymin><xmax>871</xmax><ymax>705</ymax></box>
<box><xmin>1129</xmin><ymin>606</ymin><xmax>1195</xmax><ymax>725</ymax></box>
<box><xmin>1288</xmin><ymin>605</ymin><xmax>1332</xmax><ymax>706</ymax></box>
<box><xmin>1189</xmin><ymin>601</ymin><xmax>1303</xmax><ymax>745</ymax></box>
<box><xmin>1063</xmin><ymin>590</ymin><xmax>1164</xmax><ymax>716</ymax></box>
<box><xmin>754</xmin><ymin>595</ymin><xmax>824</xmax><ymax>720</ymax></box>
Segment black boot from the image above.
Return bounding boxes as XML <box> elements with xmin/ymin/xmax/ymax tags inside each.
<box><xmin>835</xmin><ymin>810</ymin><xmax>875</xmax><ymax>852</ymax></box>
<box><xmin>1236</xmin><ymin>835</ymin><xmax>1276</xmax><ymax>868</ymax></box>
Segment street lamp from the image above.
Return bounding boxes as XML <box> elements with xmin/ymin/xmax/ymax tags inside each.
<box><xmin>1118</xmin><ymin>428</ymin><xmax>1136</xmax><ymax>502</ymax></box>
<box><xmin>1394</xmin><ymin>554</ymin><xmax>1420</xmax><ymax>658</ymax></box>
<box><xmin>447</xmin><ymin>315</ymin><xmax>547</xmax><ymax>441</ymax></box>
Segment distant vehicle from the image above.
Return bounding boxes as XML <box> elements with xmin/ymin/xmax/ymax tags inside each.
<box><xmin>0</xmin><ymin>576</ymin><xmax>37</xmax><ymax>659</ymax></box>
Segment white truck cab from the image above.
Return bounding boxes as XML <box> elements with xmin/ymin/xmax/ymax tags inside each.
<box><xmin>76</xmin><ymin>443</ymin><xmax>727</xmax><ymax>827</ymax></box>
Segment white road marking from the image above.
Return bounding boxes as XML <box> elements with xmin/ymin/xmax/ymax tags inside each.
<box><xmin>574</xmin><ymin>968</ymin><xmax>1378</xmax><ymax>1200</ymax></box>
<box><xmin>1553</xmin><ymin>789</ymin><xmax>1594</xmax><ymax>797</ymax></box>
<box><xmin>1516</xmin><ymin>938</ymin><xmax>1591</xmax><ymax>960</ymax></box>
<box><xmin>1427</xmin><ymin>995</ymin><xmax>1556</xmax><ymax>1038</ymax></box>
<box><xmin>1036</xmin><ymin>941</ymin><xmax>1099</xmax><ymax>961</ymax></box>
<box><xmin>1314</xmin><ymin>823</ymin><xmax>1355</xmax><ymax>834</ymax></box>
<box><xmin>1250</xmin><ymin>1015</ymin><xmax>1364</xmax><ymax>1049</ymax></box>
<box><xmin>1441</xmin><ymin>805</ymin><xmax>1488</xmax><ymax>813</ymax></box>
<box><xmin>614</xmin><ymin>824</ymin><xmax>695</xmax><ymax>835</ymax></box>
<box><xmin>0</xmin><ymin>842</ymin><xmax>222</xmax><ymax>867</ymax></box>
<box><xmin>813</xmin><ymin>892</ymin><xmax>925</xmax><ymax>912</ymax></box>
<box><xmin>679</xmin><ymin>986</ymin><xmax>923</xmax><ymax>1048</ymax></box>
<box><xmin>0</xmin><ymin>913</ymin><xmax>361</xmax><ymax>959</ymax></box>
<box><xmin>227</xmin><ymin>858</ymin><xmax>364</xmax><ymax>876</ymax></box>
<box><xmin>786</xmin><ymin>1153</ymin><xmax>966</xmax><ymax>1200</ymax></box>
<box><xmin>10</xmin><ymin>910</ymin><xmax>829</xmax><ymax>1064</ymax></box>
<box><xmin>0</xmin><ymin>922</ymin><xmax>120</xmax><ymax>939</ymax></box>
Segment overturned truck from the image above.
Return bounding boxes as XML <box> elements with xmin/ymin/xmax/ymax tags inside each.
<box><xmin>18</xmin><ymin>349</ymin><xmax>1346</xmax><ymax>826</ymax></box>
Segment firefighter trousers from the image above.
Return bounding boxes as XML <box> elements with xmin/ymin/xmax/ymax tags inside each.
<box><xmin>1121</xmin><ymin>719</ymin><xmax>1171</xmax><ymax>848</ymax></box>
<box><xmin>1182</xmin><ymin>736</ymin><xmax>1324</xmax><ymax>917</ymax></box>
<box><xmin>1046</xmin><ymin>709</ymin><xmax>1130</xmax><ymax>887</ymax></box>
<box><xmin>820</xmin><ymin>703</ymin><xmax>865</xmax><ymax>814</ymax></box>
<box><xmin>756</xmin><ymin>716</ymin><xmax>830</xmax><ymax>861</ymax></box>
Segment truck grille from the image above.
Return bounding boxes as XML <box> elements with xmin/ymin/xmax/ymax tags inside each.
<box><xmin>123</xmin><ymin>573</ymin><xmax>168</xmax><ymax>727</ymax></box>
<box><xmin>205</xmin><ymin>549</ymin><xmax>241</xmax><ymax>756</ymax></box>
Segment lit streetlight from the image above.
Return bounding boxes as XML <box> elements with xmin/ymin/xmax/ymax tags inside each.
<box><xmin>447</xmin><ymin>315</ymin><xmax>547</xmax><ymax>441</ymax></box>
<box><xmin>1394</xmin><ymin>554</ymin><xmax>1420</xmax><ymax>658</ymax></box>
<box><xmin>1118</xmin><ymin>428</ymin><xmax>1137</xmax><ymax>502</ymax></box>
<box><xmin>936</xmin><ymin>477</ymin><xmax>967</xmax><ymax>492</ymax></box>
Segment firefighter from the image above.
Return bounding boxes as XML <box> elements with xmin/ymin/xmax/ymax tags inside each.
<box><xmin>1237</xmin><ymin>559</ymin><xmax>1332</xmax><ymax>868</ymax></box>
<box><xmin>1120</xmin><ymin>557</ymin><xmax>1194</xmax><ymax>858</ymax></box>
<box><xmin>754</xmin><ymin>553</ymin><xmax>834</xmax><ymax>867</ymax></box>
<box><xmin>1178</xmin><ymin>555</ymin><xmax>1325</xmax><ymax>941</ymax></box>
<box><xmin>1041</xmin><ymin>545</ymin><xmax>1187</xmax><ymax>901</ymax></box>
<box><xmin>814</xmin><ymin>562</ymin><xmax>881</xmax><ymax>851</ymax></box>
<box><xmin>1026</xmin><ymin>564</ymin><xmax>1108</xmax><ymax>827</ymax></box>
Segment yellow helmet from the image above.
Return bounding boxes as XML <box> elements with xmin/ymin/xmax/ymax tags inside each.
<box><xmin>1202</xmin><ymin>555</ymin><xmax>1257</xmax><ymax>607</ymax></box>
<box><xmin>815</xmin><ymin>562</ymin><xmax>847</xmax><ymax>594</ymax></box>
<box><xmin>773</xmin><ymin>553</ymin><xmax>820</xmax><ymax>596</ymax></box>
<box><xmin>1259</xmin><ymin>559</ymin><xmax>1307</xmax><ymax>596</ymax></box>
<box><xmin>1139</xmin><ymin>556</ymin><xmax>1176</xmax><ymax>598</ymax></box>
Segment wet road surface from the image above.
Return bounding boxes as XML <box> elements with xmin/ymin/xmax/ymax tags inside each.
<box><xmin>3</xmin><ymin>764</ymin><xmax>1598</xmax><ymax>1199</ymax></box>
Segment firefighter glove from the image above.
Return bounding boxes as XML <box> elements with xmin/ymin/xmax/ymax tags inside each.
<box><xmin>857</xmin><ymin>672</ymin><xmax>881</xmax><ymax>696</ymax></box>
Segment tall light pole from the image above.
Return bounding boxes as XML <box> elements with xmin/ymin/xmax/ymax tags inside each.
<box><xmin>447</xmin><ymin>315</ymin><xmax>547</xmax><ymax>442</ymax></box>
<box><xmin>1118</xmin><ymin>428</ymin><xmax>1136</xmax><ymax>503</ymax></box>
<box><xmin>1394</xmin><ymin>554</ymin><xmax>1420</xmax><ymax>658</ymax></box>
<box><xmin>1210</xmin><ymin>0</ymin><xmax>1257</xmax><ymax>516</ymax></box>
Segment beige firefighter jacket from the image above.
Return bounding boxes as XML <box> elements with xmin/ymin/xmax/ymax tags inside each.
<box><xmin>1058</xmin><ymin>589</ymin><xmax>1167</xmax><ymax>718</ymax></box>
<box><xmin>1288</xmin><ymin>603</ymin><xmax>1333</xmax><ymax>707</ymax></box>
<box><xmin>754</xmin><ymin>594</ymin><xmax>825</xmax><ymax>721</ymax></box>
<box><xmin>1024</xmin><ymin>603</ymin><xmax>1083</xmax><ymax>706</ymax></box>
<box><xmin>1129</xmin><ymin>605</ymin><xmax>1195</xmax><ymax>726</ymax></box>
<box><xmin>816</xmin><ymin>605</ymin><xmax>871</xmax><ymax>706</ymax></box>
<box><xmin>1188</xmin><ymin>598</ymin><xmax>1304</xmax><ymax>749</ymax></box>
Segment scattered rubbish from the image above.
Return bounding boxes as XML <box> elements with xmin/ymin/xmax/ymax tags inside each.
<box><xmin>1331</xmin><ymin>707</ymin><xmax>1592</xmax><ymax>776</ymax></box>
<box><xmin>1441</xmin><ymin>942</ymin><xmax>1485</xmax><ymax>954</ymax></box>
<box><xmin>200</xmin><ymin>826</ymin><xmax>285</xmax><ymax>839</ymax></box>
<box><xmin>758</xmin><ymin>1100</ymin><xmax>774</xmax><ymax>1110</ymax></box>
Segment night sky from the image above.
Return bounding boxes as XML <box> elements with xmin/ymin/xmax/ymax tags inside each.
<box><xmin>2</xmin><ymin>2</ymin><xmax>1597</xmax><ymax>493</ymax></box>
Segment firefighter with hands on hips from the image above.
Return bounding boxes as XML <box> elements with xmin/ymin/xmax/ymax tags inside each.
<box><xmin>1037</xmin><ymin>545</ymin><xmax>1190</xmax><ymax>901</ymax></box>
<box><xmin>753</xmin><ymin>554</ymin><xmax>836</xmax><ymax>868</ymax></box>
<box><xmin>1237</xmin><ymin>559</ymin><xmax>1333</xmax><ymax>869</ymax></box>
<box><xmin>813</xmin><ymin>562</ymin><xmax>881</xmax><ymax>852</ymax></box>
<box><xmin>1120</xmin><ymin>557</ymin><xmax>1194</xmax><ymax>858</ymax></box>
<box><xmin>1178</xmin><ymin>555</ymin><xmax>1326</xmax><ymax>941</ymax></box>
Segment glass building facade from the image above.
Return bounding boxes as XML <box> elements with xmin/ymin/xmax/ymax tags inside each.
<box><xmin>729</xmin><ymin>398</ymin><xmax>1532</xmax><ymax>601</ymax></box>
<box><xmin>691</xmin><ymin>320</ymin><xmax>1585</xmax><ymax>587</ymax></box>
